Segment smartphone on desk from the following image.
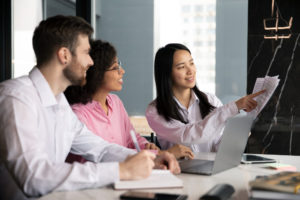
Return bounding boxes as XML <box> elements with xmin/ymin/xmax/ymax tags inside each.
<box><xmin>241</xmin><ymin>154</ymin><xmax>276</xmax><ymax>164</ymax></box>
<box><xmin>120</xmin><ymin>191</ymin><xmax>188</xmax><ymax>200</ymax></box>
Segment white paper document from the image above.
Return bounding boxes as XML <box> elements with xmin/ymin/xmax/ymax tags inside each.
<box><xmin>114</xmin><ymin>169</ymin><xmax>183</xmax><ymax>190</ymax></box>
<box><xmin>248</xmin><ymin>75</ymin><xmax>280</xmax><ymax>117</ymax></box>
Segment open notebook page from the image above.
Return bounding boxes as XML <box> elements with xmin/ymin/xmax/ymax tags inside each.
<box><xmin>114</xmin><ymin>169</ymin><xmax>183</xmax><ymax>190</ymax></box>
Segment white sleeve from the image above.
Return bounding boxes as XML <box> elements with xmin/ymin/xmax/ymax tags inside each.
<box><xmin>205</xmin><ymin>92</ymin><xmax>224</xmax><ymax>107</ymax></box>
<box><xmin>0</xmin><ymin>96</ymin><xmax>135</xmax><ymax>197</ymax></box>
<box><xmin>205</xmin><ymin>93</ymin><xmax>225</xmax><ymax>150</ymax></box>
<box><xmin>70</xmin><ymin>119</ymin><xmax>136</xmax><ymax>162</ymax></box>
<box><xmin>145</xmin><ymin>100</ymin><xmax>238</xmax><ymax>145</ymax></box>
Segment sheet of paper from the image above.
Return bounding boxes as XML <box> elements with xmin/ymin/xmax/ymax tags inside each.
<box><xmin>248</xmin><ymin>75</ymin><xmax>280</xmax><ymax>117</ymax></box>
<box><xmin>114</xmin><ymin>169</ymin><xmax>183</xmax><ymax>190</ymax></box>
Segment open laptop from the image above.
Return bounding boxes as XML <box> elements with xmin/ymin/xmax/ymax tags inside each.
<box><xmin>179</xmin><ymin>115</ymin><xmax>254</xmax><ymax>175</ymax></box>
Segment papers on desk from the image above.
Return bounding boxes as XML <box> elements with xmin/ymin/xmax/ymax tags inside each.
<box><xmin>248</xmin><ymin>75</ymin><xmax>280</xmax><ymax>117</ymax></box>
<box><xmin>250</xmin><ymin>171</ymin><xmax>300</xmax><ymax>193</ymax></box>
<box><xmin>264</xmin><ymin>163</ymin><xmax>297</xmax><ymax>171</ymax></box>
<box><xmin>114</xmin><ymin>169</ymin><xmax>183</xmax><ymax>190</ymax></box>
<box><xmin>249</xmin><ymin>172</ymin><xmax>300</xmax><ymax>199</ymax></box>
<box><xmin>251</xmin><ymin>189</ymin><xmax>300</xmax><ymax>200</ymax></box>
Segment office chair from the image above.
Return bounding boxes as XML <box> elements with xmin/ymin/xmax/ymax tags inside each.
<box><xmin>0</xmin><ymin>163</ymin><xmax>33</xmax><ymax>200</ymax></box>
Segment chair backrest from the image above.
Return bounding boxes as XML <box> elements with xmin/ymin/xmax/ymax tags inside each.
<box><xmin>150</xmin><ymin>132</ymin><xmax>161</xmax><ymax>148</ymax></box>
<box><xmin>0</xmin><ymin>163</ymin><xmax>31</xmax><ymax>200</ymax></box>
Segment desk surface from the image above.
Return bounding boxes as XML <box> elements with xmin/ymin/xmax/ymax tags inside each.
<box><xmin>38</xmin><ymin>154</ymin><xmax>300</xmax><ymax>200</ymax></box>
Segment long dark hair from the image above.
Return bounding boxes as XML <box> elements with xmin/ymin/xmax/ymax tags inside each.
<box><xmin>64</xmin><ymin>39</ymin><xmax>117</xmax><ymax>105</ymax></box>
<box><xmin>154</xmin><ymin>43</ymin><xmax>216</xmax><ymax>124</ymax></box>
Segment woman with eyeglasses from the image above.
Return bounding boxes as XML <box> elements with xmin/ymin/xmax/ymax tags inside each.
<box><xmin>64</xmin><ymin>40</ymin><xmax>194</xmax><ymax>163</ymax></box>
<box><xmin>146</xmin><ymin>43</ymin><xmax>264</xmax><ymax>153</ymax></box>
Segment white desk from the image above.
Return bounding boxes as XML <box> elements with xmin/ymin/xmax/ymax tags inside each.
<box><xmin>38</xmin><ymin>154</ymin><xmax>300</xmax><ymax>200</ymax></box>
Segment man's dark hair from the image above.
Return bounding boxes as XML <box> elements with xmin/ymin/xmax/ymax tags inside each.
<box><xmin>64</xmin><ymin>40</ymin><xmax>117</xmax><ymax>105</ymax></box>
<box><xmin>32</xmin><ymin>15</ymin><xmax>93</xmax><ymax>67</ymax></box>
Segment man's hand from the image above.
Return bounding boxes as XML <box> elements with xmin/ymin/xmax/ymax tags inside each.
<box><xmin>119</xmin><ymin>150</ymin><xmax>155</xmax><ymax>180</ymax></box>
<box><xmin>154</xmin><ymin>151</ymin><xmax>181</xmax><ymax>174</ymax></box>
<box><xmin>235</xmin><ymin>90</ymin><xmax>265</xmax><ymax>112</ymax></box>
<box><xmin>166</xmin><ymin>144</ymin><xmax>194</xmax><ymax>160</ymax></box>
<box><xmin>144</xmin><ymin>142</ymin><xmax>160</xmax><ymax>150</ymax></box>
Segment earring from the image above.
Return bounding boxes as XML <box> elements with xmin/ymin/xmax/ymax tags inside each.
<box><xmin>64</xmin><ymin>62</ymin><xmax>67</xmax><ymax>65</ymax></box>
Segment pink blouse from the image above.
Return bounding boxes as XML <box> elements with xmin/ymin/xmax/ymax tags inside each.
<box><xmin>67</xmin><ymin>94</ymin><xmax>149</xmax><ymax>163</ymax></box>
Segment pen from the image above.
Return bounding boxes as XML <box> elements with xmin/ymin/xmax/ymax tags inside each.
<box><xmin>130</xmin><ymin>130</ymin><xmax>141</xmax><ymax>152</ymax></box>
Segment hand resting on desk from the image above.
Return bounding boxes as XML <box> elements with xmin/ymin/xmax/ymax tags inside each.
<box><xmin>145</xmin><ymin>142</ymin><xmax>194</xmax><ymax>160</ymax></box>
<box><xmin>166</xmin><ymin>144</ymin><xmax>194</xmax><ymax>160</ymax></box>
<box><xmin>119</xmin><ymin>150</ymin><xmax>180</xmax><ymax>181</ymax></box>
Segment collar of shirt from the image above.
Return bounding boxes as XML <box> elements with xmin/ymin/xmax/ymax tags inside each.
<box><xmin>29</xmin><ymin>67</ymin><xmax>69</xmax><ymax>108</ymax></box>
<box><xmin>173</xmin><ymin>90</ymin><xmax>200</xmax><ymax>112</ymax></box>
<box><xmin>89</xmin><ymin>94</ymin><xmax>114</xmax><ymax>114</ymax></box>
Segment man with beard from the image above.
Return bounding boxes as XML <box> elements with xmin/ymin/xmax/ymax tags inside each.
<box><xmin>0</xmin><ymin>15</ymin><xmax>180</xmax><ymax>198</ymax></box>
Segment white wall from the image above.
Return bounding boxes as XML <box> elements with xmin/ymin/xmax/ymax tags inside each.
<box><xmin>96</xmin><ymin>0</ymin><xmax>154</xmax><ymax>116</ymax></box>
<box><xmin>95</xmin><ymin>0</ymin><xmax>248</xmax><ymax>114</ymax></box>
<box><xmin>12</xmin><ymin>0</ymin><xmax>42</xmax><ymax>78</ymax></box>
<box><xmin>215</xmin><ymin>0</ymin><xmax>248</xmax><ymax>103</ymax></box>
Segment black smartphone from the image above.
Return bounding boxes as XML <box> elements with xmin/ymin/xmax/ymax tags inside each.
<box><xmin>120</xmin><ymin>191</ymin><xmax>188</xmax><ymax>200</ymax></box>
<box><xmin>241</xmin><ymin>154</ymin><xmax>276</xmax><ymax>164</ymax></box>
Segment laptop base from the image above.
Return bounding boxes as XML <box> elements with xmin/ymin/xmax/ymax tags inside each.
<box><xmin>179</xmin><ymin>159</ymin><xmax>214</xmax><ymax>175</ymax></box>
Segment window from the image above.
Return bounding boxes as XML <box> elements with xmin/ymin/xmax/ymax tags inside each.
<box><xmin>12</xmin><ymin>0</ymin><xmax>76</xmax><ymax>78</ymax></box>
<box><xmin>156</xmin><ymin>0</ymin><xmax>216</xmax><ymax>93</ymax></box>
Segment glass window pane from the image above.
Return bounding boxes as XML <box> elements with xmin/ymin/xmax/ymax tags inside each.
<box><xmin>45</xmin><ymin>0</ymin><xmax>76</xmax><ymax>18</ymax></box>
<box><xmin>156</xmin><ymin>0</ymin><xmax>216</xmax><ymax>94</ymax></box>
<box><xmin>12</xmin><ymin>0</ymin><xmax>43</xmax><ymax>78</ymax></box>
<box><xmin>12</xmin><ymin>0</ymin><xmax>76</xmax><ymax>78</ymax></box>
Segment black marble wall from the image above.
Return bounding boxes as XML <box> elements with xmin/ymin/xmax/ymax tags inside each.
<box><xmin>247</xmin><ymin>0</ymin><xmax>300</xmax><ymax>155</ymax></box>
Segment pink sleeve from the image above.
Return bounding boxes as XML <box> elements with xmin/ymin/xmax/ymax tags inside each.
<box><xmin>126</xmin><ymin>122</ymin><xmax>158</xmax><ymax>155</ymax></box>
<box><xmin>124</xmin><ymin>114</ymin><xmax>149</xmax><ymax>150</ymax></box>
<box><xmin>113</xmin><ymin>95</ymin><xmax>149</xmax><ymax>149</ymax></box>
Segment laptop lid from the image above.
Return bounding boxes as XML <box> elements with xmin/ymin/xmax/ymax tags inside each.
<box><xmin>211</xmin><ymin>115</ymin><xmax>254</xmax><ymax>174</ymax></box>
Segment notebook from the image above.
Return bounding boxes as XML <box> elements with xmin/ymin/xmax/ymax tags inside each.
<box><xmin>249</xmin><ymin>172</ymin><xmax>300</xmax><ymax>193</ymax></box>
<box><xmin>250</xmin><ymin>189</ymin><xmax>300</xmax><ymax>200</ymax></box>
<box><xmin>179</xmin><ymin>115</ymin><xmax>253</xmax><ymax>175</ymax></box>
<box><xmin>114</xmin><ymin>169</ymin><xmax>183</xmax><ymax>190</ymax></box>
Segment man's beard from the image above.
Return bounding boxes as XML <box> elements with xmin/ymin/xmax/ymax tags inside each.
<box><xmin>63</xmin><ymin>64</ymin><xmax>86</xmax><ymax>86</ymax></box>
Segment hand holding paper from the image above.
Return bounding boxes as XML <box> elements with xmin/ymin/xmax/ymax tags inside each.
<box><xmin>248</xmin><ymin>75</ymin><xmax>280</xmax><ymax>117</ymax></box>
<box><xmin>235</xmin><ymin>90</ymin><xmax>266</xmax><ymax>112</ymax></box>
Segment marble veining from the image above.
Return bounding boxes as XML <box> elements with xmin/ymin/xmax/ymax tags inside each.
<box><xmin>247</xmin><ymin>0</ymin><xmax>300</xmax><ymax>155</ymax></box>
<box><xmin>289</xmin><ymin>106</ymin><xmax>295</xmax><ymax>155</ymax></box>
<box><xmin>265</xmin><ymin>38</ymin><xmax>283</xmax><ymax>76</ymax></box>
<box><xmin>248</xmin><ymin>40</ymin><xmax>265</xmax><ymax>74</ymax></box>
<box><xmin>262</xmin><ymin>34</ymin><xmax>300</xmax><ymax>153</ymax></box>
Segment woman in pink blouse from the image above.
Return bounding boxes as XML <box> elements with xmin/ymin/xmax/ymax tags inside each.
<box><xmin>65</xmin><ymin>40</ymin><xmax>194</xmax><ymax>163</ymax></box>
<box><xmin>146</xmin><ymin>43</ymin><xmax>264</xmax><ymax>153</ymax></box>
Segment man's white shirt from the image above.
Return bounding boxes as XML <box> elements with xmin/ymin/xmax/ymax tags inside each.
<box><xmin>0</xmin><ymin>67</ymin><xmax>135</xmax><ymax>196</ymax></box>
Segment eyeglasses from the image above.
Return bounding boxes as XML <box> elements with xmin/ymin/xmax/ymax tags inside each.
<box><xmin>106</xmin><ymin>60</ymin><xmax>123</xmax><ymax>74</ymax></box>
